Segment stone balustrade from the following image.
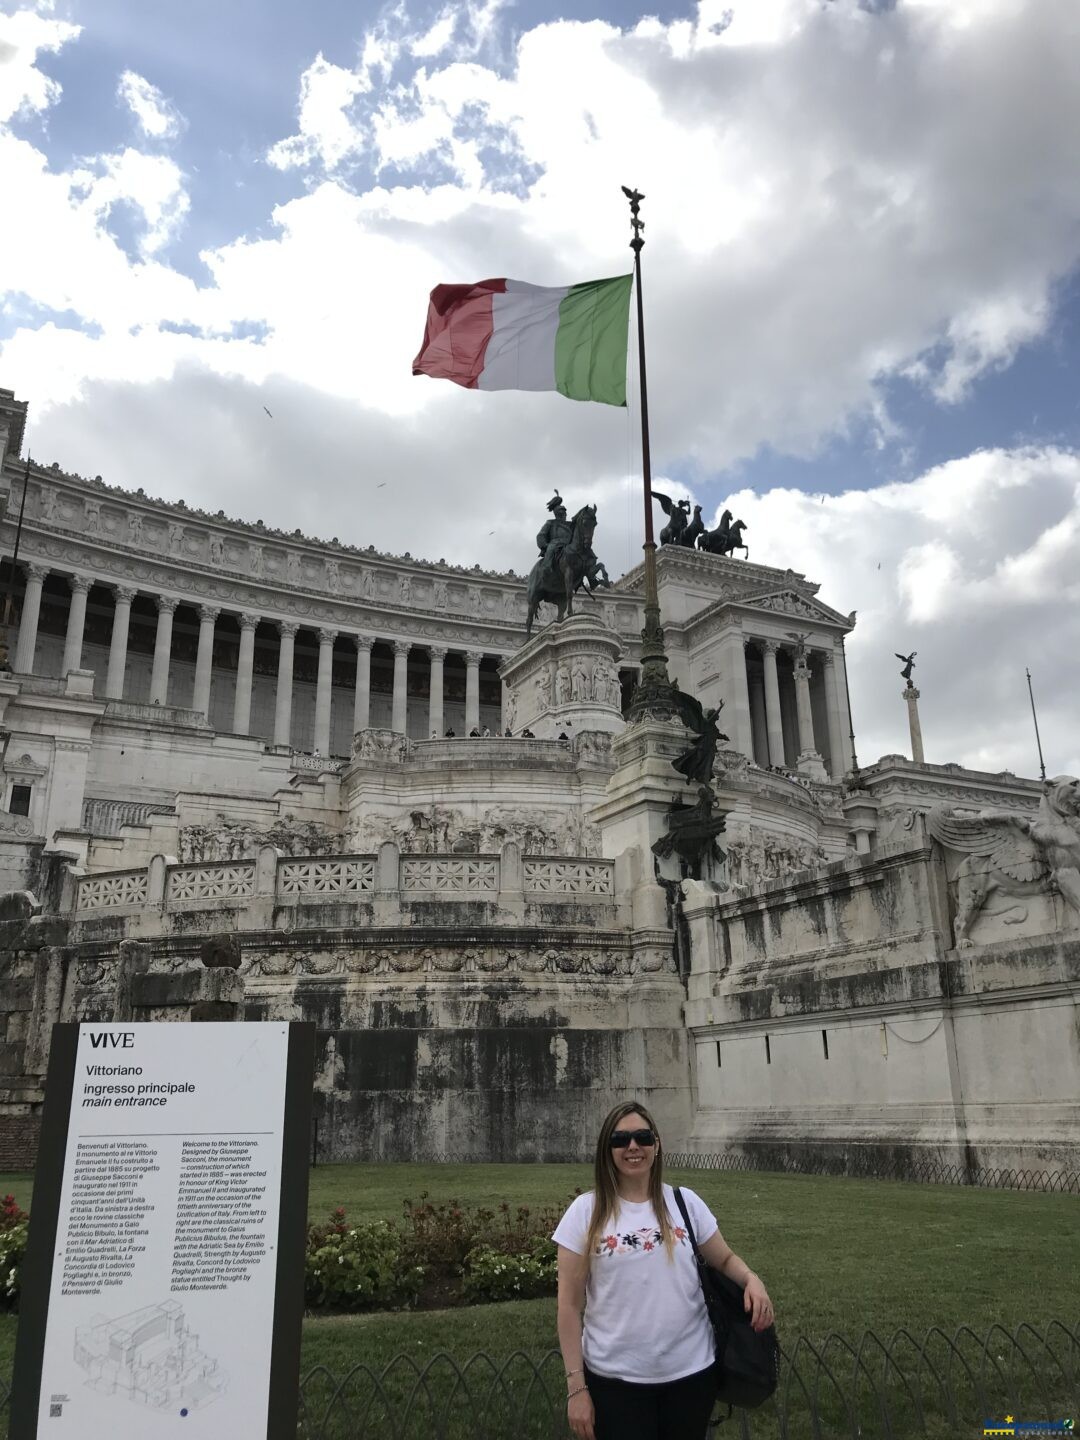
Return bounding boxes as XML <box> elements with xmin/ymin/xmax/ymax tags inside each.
<box><xmin>71</xmin><ymin>848</ymin><xmax>618</xmax><ymax>916</ymax></box>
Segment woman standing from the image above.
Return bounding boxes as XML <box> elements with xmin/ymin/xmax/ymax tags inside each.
<box><xmin>553</xmin><ymin>1100</ymin><xmax>774</xmax><ymax>1440</ymax></box>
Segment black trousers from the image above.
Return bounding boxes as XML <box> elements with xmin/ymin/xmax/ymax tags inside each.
<box><xmin>584</xmin><ymin>1362</ymin><xmax>717</xmax><ymax>1440</ymax></box>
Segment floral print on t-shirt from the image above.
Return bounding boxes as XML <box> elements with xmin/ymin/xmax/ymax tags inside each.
<box><xmin>596</xmin><ymin>1225</ymin><xmax>688</xmax><ymax>1256</ymax></box>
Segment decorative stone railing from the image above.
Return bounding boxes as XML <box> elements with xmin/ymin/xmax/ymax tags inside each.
<box><xmin>76</xmin><ymin>869</ymin><xmax>148</xmax><ymax>911</ymax></box>
<box><xmin>71</xmin><ymin>846</ymin><xmax>620</xmax><ymax>915</ymax></box>
<box><xmin>400</xmin><ymin>856</ymin><xmax>500</xmax><ymax>894</ymax></box>
<box><xmin>278</xmin><ymin>857</ymin><xmax>375</xmax><ymax>897</ymax></box>
<box><xmin>523</xmin><ymin>858</ymin><xmax>614</xmax><ymax>896</ymax></box>
<box><xmin>290</xmin><ymin>752</ymin><xmax>345</xmax><ymax>775</ymax></box>
<box><xmin>166</xmin><ymin>861</ymin><xmax>255</xmax><ymax>906</ymax></box>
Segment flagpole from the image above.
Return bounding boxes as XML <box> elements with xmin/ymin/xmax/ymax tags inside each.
<box><xmin>623</xmin><ymin>186</ymin><xmax>673</xmax><ymax>718</ymax></box>
<box><xmin>1025</xmin><ymin>667</ymin><xmax>1047</xmax><ymax>783</ymax></box>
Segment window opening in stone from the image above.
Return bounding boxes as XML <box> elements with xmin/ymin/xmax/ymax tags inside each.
<box><xmin>715</xmin><ymin>1041</ymin><xmax>721</xmax><ymax>1068</ymax></box>
<box><xmin>764</xmin><ymin>1034</ymin><xmax>771</xmax><ymax>1065</ymax></box>
<box><xmin>822</xmin><ymin>1029</ymin><xmax>829</xmax><ymax>1060</ymax></box>
<box><xmin>8</xmin><ymin>785</ymin><xmax>30</xmax><ymax>816</ymax></box>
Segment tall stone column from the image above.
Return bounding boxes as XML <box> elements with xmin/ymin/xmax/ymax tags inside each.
<box><xmin>391</xmin><ymin>641</ymin><xmax>410</xmax><ymax>734</ymax></box>
<box><xmin>149</xmin><ymin>596</ymin><xmax>178</xmax><ymax>706</ymax></box>
<box><xmin>106</xmin><ymin>585</ymin><xmax>135</xmax><ymax>700</ymax></box>
<box><xmin>718</xmin><ymin>629</ymin><xmax>752</xmax><ymax>759</ymax></box>
<box><xmin>904</xmin><ymin>684</ymin><xmax>925</xmax><ymax>764</ymax></box>
<box><xmin>761</xmin><ymin>641</ymin><xmax>786</xmax><ymax>766</ymax></box>
<box><xmin>61</xmin><ymin>575</ymin><xmax>92</xmax><ymax>675</ymax></box>
<box><xmin>428</xmin><ymin>646</ymin><xmax>445</xmax><ymax>736</ymax></box>
<box><xmin>465</xmin><ymin>651</ymin><xmax>482</xmax><ymax>733</ymax></box>
<box><xmin>274</xmin><ymin>622</ymin><xmax>297</xmax><ymax>748</ymax></box>
<box><xmin>822</xmin><ymin>652</ymin><xmax>847</xmax><ymax>779</ymax></box>
<box><xmin>353</xmin><ymin>635</ymin><xmax>372</xmax><ymax>734</ymax></box>
<box><xmin>314</xmin><ymin>628</ymin><xmax>336</xmax><ymax>755</ymax></box>
<box><xmin>793</xmin><ymin>654</ymin><xmax>816</xmax><ymax>754</ymax></box>
<box><xmin>193</xmin><ymin>605</ymin><xmax>218</xmax><ymax>719</ymax></box>
<box><xmin>746</xmin><ymin>641</ymin><xmax>769</xmax><ymax>766</ymax></box>
<box><xmin>14</xmin><ymin>562</ymin><xmax>48</xmax><ymax>674</ymax></box>
<box><xmin>231</xmin><ymin>612</ymin><xmax>258</xmax><ymax>734</ymax></box>
<box><xmin>793</xmin><ymin>652</ymin><xmax>827</xmax><ymax>778</ymax></box>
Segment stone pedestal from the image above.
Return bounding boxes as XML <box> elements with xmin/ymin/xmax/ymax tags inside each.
<box><xmin>499</xmin><ymin>613</ymin><xmax>624</xmax><ymax>739</ymax></box>
<box><xmin>590</xmin><ymin>716</ymin><xmax>692</xmax><ymax>934</ymax></box>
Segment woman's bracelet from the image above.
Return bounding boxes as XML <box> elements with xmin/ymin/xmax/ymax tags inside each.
<box><xmin>567</xmin><ymin>1383</ymin><xmax>589</xmax><ymax>1401</ymax></box>
<box><xmin>565</xmin><ymin>1368</ymin><xmax>584</xmax><ymax>1380</ymax></box>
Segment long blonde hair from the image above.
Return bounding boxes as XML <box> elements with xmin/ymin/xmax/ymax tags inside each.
<box><xmin>583</xmin><ymin>1100</ymin><xmax>674</xmax><ymax>1263</ymax></box>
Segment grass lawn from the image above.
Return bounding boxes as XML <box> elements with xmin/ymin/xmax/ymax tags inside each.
<box><xmin>0</xmin><ymin>1163</ymin><xmax>1074</xmax><ymax>1435</ymax></box>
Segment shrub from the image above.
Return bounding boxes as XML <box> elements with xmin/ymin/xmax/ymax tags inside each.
<box><xmin>462</xmin><ymin>1242</ymin><xmax>558</xmax><ymax>1304</ymax></box>
<box><xmin>305</xmin><ymin>1210</ymin><xmax>424</xmax><ymax>1311</ymax></box>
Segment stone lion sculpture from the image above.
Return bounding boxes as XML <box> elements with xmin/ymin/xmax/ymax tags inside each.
<box><xmin>927</xmin><ymin>776</ymin><xmax>1080</xmax><ymax>948</ymax></box>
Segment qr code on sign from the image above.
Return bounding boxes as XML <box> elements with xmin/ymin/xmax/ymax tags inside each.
<box><xmin>50</xmin><ymin>1402</ymin><xmax>62</xmax><ymax>1417</ymax></box>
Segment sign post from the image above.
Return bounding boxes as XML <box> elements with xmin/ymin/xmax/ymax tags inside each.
<box><xmin>10</xmin><ymin>1021</ymin><xmax>314</xmax><ymax>1439</ymax></box>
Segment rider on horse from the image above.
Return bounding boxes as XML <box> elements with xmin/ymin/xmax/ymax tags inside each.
<box><xmin>536</xmin><ymin>492</ymin><xmax>574</xmax><ymax>588</ymax></box>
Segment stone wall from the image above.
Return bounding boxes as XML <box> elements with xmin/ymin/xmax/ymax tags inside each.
<box><xmin>681</xmin><ymin>843</ymin><xmax>1080</xmax><ymax>1172</ymax></box>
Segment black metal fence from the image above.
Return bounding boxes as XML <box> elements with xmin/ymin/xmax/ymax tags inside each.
<box><xmin>310</xmin><ymin>1151</ymin><xmax>1080</xmax><ymax>1194</ymax></box>
<box><xmin>298</xmin><ymin>1323</ymin><xmax>1080</xmax><ymax>1439</ymax></box>
<box><xmin>0</xmin><ymin>1323</ymin><xmax>1075</xmax><ymax>1437</ymax></box>
<box><xmin>665</xmin><ymin>1151</ymin><xmax>1080</xmax><ymax>1194</ymax></box>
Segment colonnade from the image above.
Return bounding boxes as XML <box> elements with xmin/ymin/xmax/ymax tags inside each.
<box><xmin>11</xmin><ymin>564</ymin><xmax>501</xmax><ymax>752</ymax></box>
<box><xmin>735</xmin><ymin>636</ymin><xmax>853</xmax><ymax>778</ymax></box>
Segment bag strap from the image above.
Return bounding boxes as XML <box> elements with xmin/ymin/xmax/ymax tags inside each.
<box><xmin>673</xmin><ymin>1186</ymin><xmax>705</xmax><ymax>1255</ymax></box>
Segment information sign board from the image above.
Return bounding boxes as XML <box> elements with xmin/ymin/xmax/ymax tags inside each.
<box><xmin>10</xmin><ymin>1021</ymin><xmax>314</xmax><ymax>1439</ymax></box>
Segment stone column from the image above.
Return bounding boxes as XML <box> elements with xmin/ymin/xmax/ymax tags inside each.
<box><xmin>718</xmin><ymin>629</ymin><xmax>752</xmax><ymax>759</ymax></box>
<box><xmin>62</xmin><ymin>575</ymin><xmax>92</xmax><ymax>675</ymax></box>
<box><xmin>761</xmin><ymin>641</ymin><xmax>786</xmax><ymax>766</ymax></box>
<box><xmin>13</xmin><ymin>562</ymin><xmax>48</xmax><ymax>674</ymax></box>
<box><xmin>149</xmin><ymin>596</ymin><xmax>178</xmax><ymax>706</ymax></box>
<box><xmin>391</xmin><ymin>641</ymin><xmax>410</xmax><ymax>734</ymax></box>
<box><xmin>428</xmin><ymin>646</ymin><xmax>446</xmax><ymax>736</ymax></box>
<box><xmin>193</xmin><ymin>605</ymin><xmax>218</xmax><ymax>719</ymax></box>
<box><xmin>353</xmin><ymin>635</ymin><xmax>372</xmax><ymax>734</ymax></box>
<box><xmin>793</xmin><ymin>652</ymin><xmax>827</xmax><ymax>778</ymax></box>
<box><xmin>106</xmin><ymin>585</ymin><xmax>135</xmax><ymax>700</ymax></box>
<box><xmin>465</xmin><ymin>651</ymin><xmax>482</xmax><ymax>733</ymax></box>
<box><xmin>793</xmin><ymin>654</ymin><xmax>817</xmax><ymax>755</ymax></box>
<box><xmin>274</xmin><ymin>622</ymin><xmax>297</xmax><ymax>748</ymax></box>
<box><xmin>904</xmin><ymin>684</ymin><xmax>925</xmax><ymax>764</ymax></box>
<box><xmin>746</xmin><ymin>641</ymin><xmax>769</xmax><ymax>766</ymax></box>
<box><xmin>231</xmin><ymin>612</ymin><xmax>258</xmax><ymax>734</ymax></box>
<box><xmin>314</xmin><ymin>628</ymin><xmax>336</xmax><ymax>755</ymax></box>
<box><xmin>822</xmin><ymin>652</ymin><xmax>847</xmax><ymax>779</ymax></box>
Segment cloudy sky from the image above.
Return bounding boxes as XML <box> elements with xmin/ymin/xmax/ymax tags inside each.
<box><xmin>1</xmin><ymin>0</ymin><xmax>1078</xmax><ymax>775</ymax></box>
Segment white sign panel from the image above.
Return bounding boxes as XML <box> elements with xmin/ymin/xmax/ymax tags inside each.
<box><xmin>33</xmin><ymin>1023</ymin><xmax>292</xmax><ymax>1438</ymax></box>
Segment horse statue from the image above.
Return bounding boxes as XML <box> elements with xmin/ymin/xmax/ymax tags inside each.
<box><xmin>698</xmin><ymin>510</ymin><xmax>749</xmax><ymax>559</ymax></box>
<box><xmin>525</xmin><ymin>504</ymin><xmax>610</xmax><ymax>637</ymax></box>
<box><xmin>682</xmin><ymin>505</ymin><xmax>705</xmax><ymax>549</ymax></box>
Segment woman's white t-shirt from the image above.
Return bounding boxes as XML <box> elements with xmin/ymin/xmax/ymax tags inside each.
<box><xmin>552</xmin><ymin>1183</ymin><xmax>718</xmax><ymax>1384</ymax></box>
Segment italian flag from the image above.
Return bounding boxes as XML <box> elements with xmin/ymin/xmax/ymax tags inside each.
<box><xmin>412</xmin><ymin>275</ymin><xmax>633</xmax><ymax>407</ymax></box>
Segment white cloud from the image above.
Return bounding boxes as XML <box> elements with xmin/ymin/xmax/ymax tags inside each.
<box><xmin>116</xmin><ymin>70</ymin><xmax>184</xmax><ymax>142</ymax></box>
<box><xmin>266</xmin><ymin>53</ymin><xmax>368</xmax><ymax>172</ymax></box>
<box><xmin>0</xmin><ymin>7</ymin><xmax>79</xmax><ymax>122</ymax></box>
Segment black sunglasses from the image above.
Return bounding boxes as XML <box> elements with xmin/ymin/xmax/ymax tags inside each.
<box><xmin>610</xmin><ymin>1128</ymin><xmax>656</xmax><ymax>1149</ymax></box>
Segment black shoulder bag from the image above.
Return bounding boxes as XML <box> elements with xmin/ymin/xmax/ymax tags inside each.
<box><xmin>673</xmin><ymin>1186</ymin><xmax>780</xmax><ymax>1410</ymax></box>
